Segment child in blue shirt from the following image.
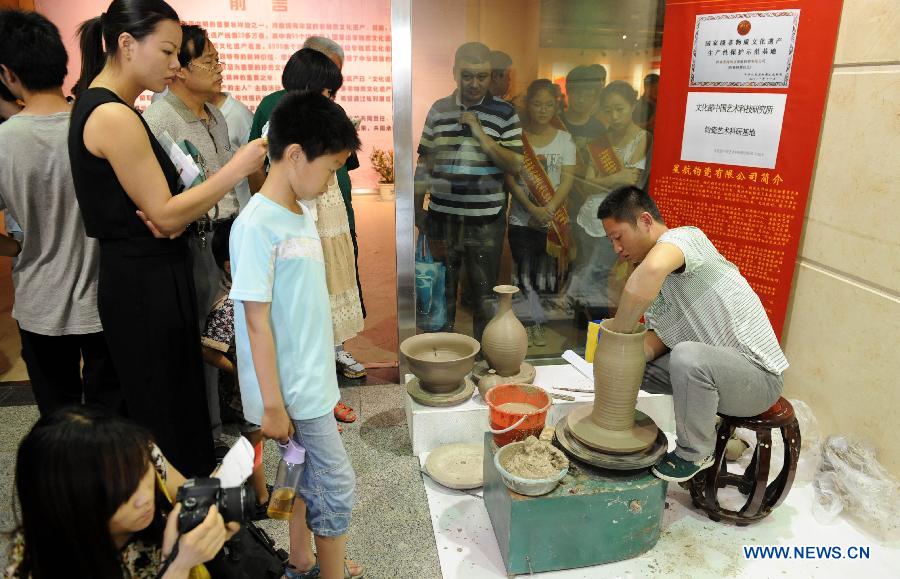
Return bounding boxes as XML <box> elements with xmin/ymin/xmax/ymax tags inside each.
<box><xmin>229</xmin><ymin>91</ymin><xmax>363</xmax><ymax>579</ymax></box>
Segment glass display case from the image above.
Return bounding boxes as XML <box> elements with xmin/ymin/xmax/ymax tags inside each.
<box><xmin>393</xmin><ymin>0</ymin><xmax>665</xmax><ymax>367</ymax></box>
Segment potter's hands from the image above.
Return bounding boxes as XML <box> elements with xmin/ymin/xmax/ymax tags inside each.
<box><xmin>609</xmin><ymin>243</ymin><xmax>684</xmax><ymax>334</ymax></box>
<box><xmin>606</xmin><ymin>287</ymin><xmax>652</xmax><ymax>334</ymax></box>
<box><xmin>605</xmin><ymin>315</ymin><xmax>639</xmax><ymax>334</ymax></box>
<box><xmin>137</xmin><ymin>210</ymin><xmax>186</xmax><ymax>239</ymax></box>
<box><xmin>262</xmin><ymin>405</ymin><xmax>294</xmax><ymax>444</ymax></box>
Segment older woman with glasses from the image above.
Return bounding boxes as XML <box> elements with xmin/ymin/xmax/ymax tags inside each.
<box><xmin>143</xmin><ymin>23</ymin><xmax>245</xmax><ymax>454</ymax></box>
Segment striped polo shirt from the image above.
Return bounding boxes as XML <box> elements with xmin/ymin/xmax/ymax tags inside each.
<box><xmin>417</xmin><ymin>91</ymin><xmax>522</xmax><ymax>218</ymax></box>
<box><xmin>645</xmin><ymin>227</ymin><xmax>789</xmax><ymax>375</ymax></box>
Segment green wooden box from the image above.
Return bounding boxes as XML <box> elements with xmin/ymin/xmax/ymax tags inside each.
<box><xmin>483</xmin><ymin>433</ymin><xmax>667</xmax><ymax>575</ymax></box>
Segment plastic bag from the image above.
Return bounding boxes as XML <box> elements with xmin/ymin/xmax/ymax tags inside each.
<box><xmin>812</xmin><ymin>470</ymin><xmax>843</xmax><ymax>524</ymax></box>
<box><xmin>812</xmin><ymin>435</ymin><xmax>900</xmax><ymax>538</ymax></box>
<box><xmin>415</xmin><ymin>234</ymin><xmax>447</xmax><ymax>331</ymax></box>
<box><xmin>790</xmin><ymin>399</ymin><xmax>821</xmax><ymax>485</ymax></box>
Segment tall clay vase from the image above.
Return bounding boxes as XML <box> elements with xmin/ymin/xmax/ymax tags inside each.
<box><xmin>481</xmin><ymin>285</ymin><xmax>528</xmax><ymax>376</ymax></box>
<box><xmin>566</xmin><ymin>319</ymin><xmax>658</xmax><ymax>453</ymax></box>
<box><xmin>591</xmin><ymin>320</ymin><xmax>647</xmax><ymax>431</ymax></box>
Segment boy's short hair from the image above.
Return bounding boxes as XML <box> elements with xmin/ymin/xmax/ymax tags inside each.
<box><xmin>211</xmin><ymin>219</ymin><xmax>233</xmax><ymax>271</ymax></box>
<box><xmin>566</xmin><ymin>64</ymin><xmax>606</xmax><ymax>93</ymax></box>
<box><xmin>267</xmin><ymin>91</ymin><xmax>361</xmax><ymax>162</ymax></box>
<box><xmin>0</xmin><ymin>10</ymin><xmax>68</xmax><ymax>92</ymax></box>
<box><xmin>281</xmin><ymin>48</ymin><xmax>342</xmax><ymax>94</ymax></box>
<box><xmin>597</xmin><ymin>186</ymin><xmax>663</xmax><ymax>224</ymax></box>
<box><xmin>454</xmin><ymin>42</ymin><xmax>490</xmax><ymax>69</ymax></box>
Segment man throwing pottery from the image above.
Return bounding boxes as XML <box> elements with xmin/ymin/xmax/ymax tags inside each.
<box><xmin>598</xmin><ymin>186</ymin><xmax>787</xmax><ymax>482</ymax></box>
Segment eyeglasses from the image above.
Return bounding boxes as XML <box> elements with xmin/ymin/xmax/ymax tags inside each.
<box><xmin>189</xmin><ymin>59</ymin><xmax>225</xmax><ymax>73</ymax></box>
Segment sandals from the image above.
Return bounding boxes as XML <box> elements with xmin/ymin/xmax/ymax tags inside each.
<box><xmin>252</xmin><ymin>484</ymin><xmax>274</xmax><ymax>521</ymax></box>
<box><xmin>284</xmin><ymin>562</ymin><xmax>320</xmax><ymax>579</ymax></box>
<box><xmin>333</xmin><ymin>401</ymin><xmax>357</xmax><ymax>423</ymax></box>
<box><xmin>283</xmin><ymin>559</ymin><xmax>365</xmax><ymax>579</ymax></box>
<box><xmin>344</xmin><ymin>561</ymin><xmax>365</xmax><ymax>579</ymax></box>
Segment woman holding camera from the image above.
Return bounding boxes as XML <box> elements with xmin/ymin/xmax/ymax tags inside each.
<box><xmin>4</xmin><ymin>406</ymin><xmax>238</xmax><ymax>578</ymax></box>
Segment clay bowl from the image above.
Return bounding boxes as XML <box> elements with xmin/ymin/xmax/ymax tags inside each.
<box><xmin>494</xmin><ymin>441</ymin><xmax>569</xmax><ymax>497</ymax></box>
<box><xmin>400</xmin><ymin>333</ymin><xmax>480</xmax><ymax>394</ymax></box>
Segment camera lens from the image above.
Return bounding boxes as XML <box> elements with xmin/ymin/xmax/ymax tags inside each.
<box><xmin>219</xmin><ymin>485</ymin><xmax>256</xmax><ymax>525</ymax></box>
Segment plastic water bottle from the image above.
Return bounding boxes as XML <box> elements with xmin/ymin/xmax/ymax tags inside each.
<box><xmin>267</xmin><ymin>438</ymin><xmax>305</xmax><ymax>520</ymax></box>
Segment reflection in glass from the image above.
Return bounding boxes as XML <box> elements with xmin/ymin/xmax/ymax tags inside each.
<box><xmin>410</xmin><ymin>0</ymin><xmax>664</xmax><ymax>358</ymax></box>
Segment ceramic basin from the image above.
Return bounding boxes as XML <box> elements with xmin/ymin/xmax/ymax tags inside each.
<box><xmin>400</xmin><ymin>333</ymin><xmax>480</xmax><ymax>393</ymax></box>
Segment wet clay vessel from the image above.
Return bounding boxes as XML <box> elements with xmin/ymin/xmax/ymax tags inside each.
<box><xmin>477</xmin><ymin>369</ymin><xmax>505</xmax><ymax>398</ymax></box>
<box><xmin>473</xmin><ymin>360</ymin><xmax>537</xmax><ymax>386</ymax></box>
<box><xmin>481</xmin><ymin>285</ymin><xmax>528</xmax><ymax>376</ymax></box>
<box><xmin>400</xmin><ymin>332</ymin><xmax>480</xmax><ymax>393</ymax></box>
<box><xmin>566</xmin><ymin>320</ymin><xmax>658</xmax><ymax>453</ymax></box>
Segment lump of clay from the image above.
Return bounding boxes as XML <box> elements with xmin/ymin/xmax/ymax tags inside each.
<box><xmin>725</xmin><ymin>436</ymin><xmax>750</xmax><ymax>461</ymax></box>
<box><xmin>501</xmin><ymin>436</ymin><xmax>569</xmax><ymax>479</ymax></box>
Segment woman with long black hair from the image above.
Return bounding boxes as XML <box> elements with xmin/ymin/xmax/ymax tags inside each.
<box><xmin>68</xmin><ymin>0</ymin><xmax>266</xmax><ymax>476</ymax></box>
<box><xmin>5</xmin><ymin>406</ymin><xmax>235</xmax><ymax>578</ymax></box>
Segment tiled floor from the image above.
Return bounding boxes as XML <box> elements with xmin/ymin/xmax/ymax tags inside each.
<box><xmin>0</xmin><ymin>381</ymin><xmax>441</xmax><ymax>579</ymax></box>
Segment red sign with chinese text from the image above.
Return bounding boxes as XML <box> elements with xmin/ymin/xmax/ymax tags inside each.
<box><xmin>649</xmin><ymin>0</ymin><xmax>843</xmax><ymax>337</ymax></box>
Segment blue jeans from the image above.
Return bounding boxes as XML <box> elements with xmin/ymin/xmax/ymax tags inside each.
<box><xmin>290</xmin><ymin>412</ymin><xmax>356</xmax><ymax>537</ymax></box>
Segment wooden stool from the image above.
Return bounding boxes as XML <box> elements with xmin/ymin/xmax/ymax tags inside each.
<box><xmin>687</xmin><ymin>397</ymin><xmax>801</xmax><ymax>525</ymax></box>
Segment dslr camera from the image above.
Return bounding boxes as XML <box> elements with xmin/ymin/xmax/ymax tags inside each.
<box><xmin>175</xmin><ymin>477</ymin><xmax>256</xmax><ymax>533</ymax></box>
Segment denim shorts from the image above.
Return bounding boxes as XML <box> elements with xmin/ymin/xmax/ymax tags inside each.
<box><xmin>290</xmin><ymin>412</ymin><xmax>356</xmax><ymax>537</ymax></box>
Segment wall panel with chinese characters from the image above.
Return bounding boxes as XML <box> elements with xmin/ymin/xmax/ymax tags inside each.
<box><xmin>37</xmin><ymin>0</ymin><xmax>393</xmax><ymax>188</ymax></box>
<box><xmin>650</xmin><ymin>0</ymin><xmax>843</xmax><ymax>336</ymax></box>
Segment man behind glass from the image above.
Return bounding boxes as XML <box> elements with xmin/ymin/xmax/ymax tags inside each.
<box><xmin>415</xmin><ymin>42</ymin><xmax>522</xmax><ymax>340</ymax></box>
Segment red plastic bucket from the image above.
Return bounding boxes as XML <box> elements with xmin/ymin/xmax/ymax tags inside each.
<box><xmin>484</xmin><ymin>383</ymin><xmax>552</xmax><ymax>447</ymax></box>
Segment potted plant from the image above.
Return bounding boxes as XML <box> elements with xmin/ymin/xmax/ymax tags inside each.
<box><xmin>370</xmin><ymin>148</ymin><xmax>395</xmax><ymax>201</ymax></box>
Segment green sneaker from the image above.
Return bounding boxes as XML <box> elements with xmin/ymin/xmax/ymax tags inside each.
<box><xmin>651</xmin><ymin>451</ymin><xmax>714</xmax><ymax>482</ymax></box>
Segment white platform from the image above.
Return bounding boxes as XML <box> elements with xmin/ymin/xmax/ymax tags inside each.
<box><xmin>405</xmin><ymin>357</ymin><xmax>676</xmax><ymax>455</ymax></box>
<box><xmin>419</xmin><ymin>449</ymin><xmax>900</xmax><ymax>578</ymax></box>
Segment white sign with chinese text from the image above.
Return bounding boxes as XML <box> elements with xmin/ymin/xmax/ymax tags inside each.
<box><xmin>690</xmin><ymin>10</ymin><xmax>799</xmax><ymax>87</ymax></box>
<box><xmin>681</xmin><ymin>92</ymin><xmax>787</xmax><ymax>169</ymax></box>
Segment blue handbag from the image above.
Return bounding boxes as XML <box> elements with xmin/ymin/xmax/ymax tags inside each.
<box><xmin>415</xmin><ymin>234</ymin><xmax>447</xmax><ymax>332</ymax></box>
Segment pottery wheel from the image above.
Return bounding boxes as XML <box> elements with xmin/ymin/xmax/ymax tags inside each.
<box><xmin>554</xmin><ymin>415</ymin><xmax>668</xmax><ymax>471</ymax></box>
<box><xmin>407</xmin><ymin>376</ymin><xmax>475</xmax><ymax>407</ymax></box>
<box><xmin>424</xmin><ymin>443</ymin><xmax>484</xmax><ymax>489</ymax></box>
<box><xmin>472</xmin><ymin>360</ymin><xmax>536</xmax><ymax>384</ymax></box>
<box><xmin>565</xmin><ymin>405</ymin><xmax>658</xmax><ymax>454</ymax></box>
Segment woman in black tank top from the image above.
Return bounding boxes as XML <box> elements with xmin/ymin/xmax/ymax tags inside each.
<box><xmin>69</xmin><ymin>0</ymin><xmax>266</xmax><ymax>477</ymax></box>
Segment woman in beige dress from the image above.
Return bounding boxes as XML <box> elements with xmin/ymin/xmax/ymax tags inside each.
<box><xmin>312</xmin><ymin>176</ymin><xmax>366</xmax><ymax>386</ymax></box>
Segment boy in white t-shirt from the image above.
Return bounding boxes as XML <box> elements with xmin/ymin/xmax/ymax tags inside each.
<box><xmin>229</xmin><ymin>91</ymin><xmax>364</xmax><ymax>579</ymax></box>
